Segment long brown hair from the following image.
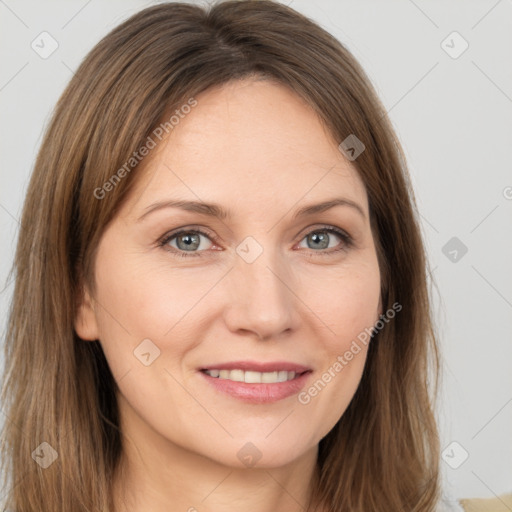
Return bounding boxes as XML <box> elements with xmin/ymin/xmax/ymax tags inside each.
<box><xmin>1</xmin><ymin>1</ymin><xmax>441</xmax><ymax>510</ymax></box>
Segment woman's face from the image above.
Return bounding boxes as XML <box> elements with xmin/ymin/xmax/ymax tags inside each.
<box><xmin>76</xmin><ymin>78</ymin><xmax>381</xmax><ymax>469</ymax></box>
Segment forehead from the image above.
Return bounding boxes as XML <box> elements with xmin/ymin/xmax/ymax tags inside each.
<box><xmin>123</xmin><ymin>78</ymin><xmax>368</xmax><ymax>217</ymax></box>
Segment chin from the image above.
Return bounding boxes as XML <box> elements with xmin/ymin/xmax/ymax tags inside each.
<box><xmin>189</xmin><ymin>431</ymin><xmax>318</xmax><ymax>470</ymax></box>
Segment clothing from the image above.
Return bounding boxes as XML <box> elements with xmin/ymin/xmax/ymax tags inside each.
<box><xmin>438</xmin><ymin>492</ymin><xmax>512</xmax><ymax>511</ymax></box>
<box><xmin>458</xmin><ymin>493</ymin><xmax>512</xmax><ymax>511</ymax></box>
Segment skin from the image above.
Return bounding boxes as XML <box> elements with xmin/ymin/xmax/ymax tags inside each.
<box><xmin>75</xmin><ymin>78</ymin><xmax>382</xmax><ymax>512</ymax></box>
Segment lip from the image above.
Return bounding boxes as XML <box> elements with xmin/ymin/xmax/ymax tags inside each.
<box><xmin>200</xmin><ymin>360</ymin><xmax>311</xmax><ymax>373</ymax></box>
<box><xmin>198</xmin><ymin>360</ymin><xmax>312</xmax><ymax>404</ymax></box>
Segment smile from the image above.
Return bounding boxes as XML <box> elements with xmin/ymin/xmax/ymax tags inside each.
<box><xmin>202</xmin><ymin>369</ymin><xmax>300</xmax><ymax>383</ymax></box>
<box><xmin>199</xmin><ymin>361</ymin><xmax>312</xmax><ymax>403</ymax></box>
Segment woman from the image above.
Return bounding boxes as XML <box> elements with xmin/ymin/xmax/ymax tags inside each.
<box><xmin>1</xmin><ymin>1</ymin><xmax>452</xmax><ymax>510</ymax></box>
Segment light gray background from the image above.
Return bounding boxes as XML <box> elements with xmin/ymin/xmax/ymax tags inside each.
<box><xmin>1</xmin><ymin>0</ymin><xmax>511</xmax><ymax>504</ymax></box>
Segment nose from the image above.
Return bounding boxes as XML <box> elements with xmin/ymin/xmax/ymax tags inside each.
<box><xmin>223</xmin><ymin>248</ymin><xmax>301</xmax><ymax>341</ymax></box>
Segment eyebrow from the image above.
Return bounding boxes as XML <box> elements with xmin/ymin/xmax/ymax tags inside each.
<box><xmin>136</xmin><ymin>197</ymin><xmax>366</xmax><ymax>223</ymax></box>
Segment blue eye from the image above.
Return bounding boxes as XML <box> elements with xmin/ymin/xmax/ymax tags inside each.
<box><xmin>158</xmin><ymin>225</ymin><xmax>353</xmax><ymax>259</ymax></box>
<box><xmin>297</xmin><ymin>228</ymin><xmax>352</xmax><ymax>254</ymax></box>
<box><xmin>159</xmin><ymin>228</ymin><xmax>214</xmax><ymax>258</ymax></box>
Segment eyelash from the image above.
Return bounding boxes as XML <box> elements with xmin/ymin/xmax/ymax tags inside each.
<box><xmin>157</xmin><ymin>225</ymin><xmax>353</xmax><ymax>259</ymax></box>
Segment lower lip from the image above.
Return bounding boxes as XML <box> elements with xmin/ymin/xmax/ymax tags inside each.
<box><xmin>200</xmin><ymin>371</ymin><xmax>311</xmax><ymax>404</ymax></box>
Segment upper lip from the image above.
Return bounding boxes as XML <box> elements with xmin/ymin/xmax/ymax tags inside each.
<box><xmin>200</xmin><ymin>361</ymin><xmax>312</xmax><ymax>373</ymax></box>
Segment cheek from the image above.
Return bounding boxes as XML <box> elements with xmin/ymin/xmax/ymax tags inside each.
<box><xmin>91</xmin><ymin>243</ymin><xmax>227</xmax><ymax>379</ymax></box>
<box><xmin>295</xmin><ymin>261</ymin><xmax>380</xmax><ymax>434</ymax></box>
<box><xmin>311</xmin><ymin>259</ymin><xmax>381</xmax><ymax>352</ymax></box>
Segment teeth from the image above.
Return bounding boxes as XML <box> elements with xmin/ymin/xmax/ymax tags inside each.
<box><xmin>230</xmin><ymin>369</ymin><xmax>245</xmax><ymax>382</ymax></box>
<box><xmin>261</xmin><ymin>371</ymin><xmax>278</xmax><ymax>383</ymax></box>
<box><xmin>204</xmin><ymin>369</ymin><xmax>298</xmax><ymax>383</ymax></box>
<box><xmin>244</xmin><ymin>371</ymin><xmax>261</xmax><ymax>383</ymax></box>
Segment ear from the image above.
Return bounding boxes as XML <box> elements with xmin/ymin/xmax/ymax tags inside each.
<box><xmin>75</xmin><ymin>283</ymin><xmax>99</xmax><ymax>341</ymax></box>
